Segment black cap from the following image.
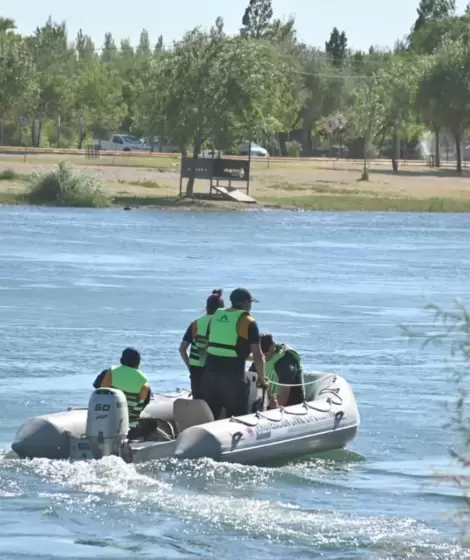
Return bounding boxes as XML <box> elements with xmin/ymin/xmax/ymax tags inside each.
<box><xmin>230</xmin><ymin>287</ymin><xmax>258</xmax><ymax>305</ymax></box>
<box><xmin>120</xmin><ymin>347</ymin><xmax>141</xmax><ymax>368</ymax></box>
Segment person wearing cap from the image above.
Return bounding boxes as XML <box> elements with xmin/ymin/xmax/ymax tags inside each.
<box><xmin>179</xmin><ymin>289</ymin><xmax>225</xmax><ymax>399</ymax></box>
<box><xmin>250</xmin><ymin>334</ymin><xmax>305</xmax><ymax>408</ymax></box>
<box><xmin>92</xmin><ymin>347</ymin><xmax>152</xmax><ymax>440</ymax></box>
<box><xmin>201</xmin><ymin>287</ymin><xmax>267</xmax><ymax>419</ymax></box>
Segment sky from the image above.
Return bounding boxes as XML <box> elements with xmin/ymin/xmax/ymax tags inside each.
<box><xmin>5</xmin><ymin>0</ymin><xmax>469</xmax><ymax>51</ymax></box>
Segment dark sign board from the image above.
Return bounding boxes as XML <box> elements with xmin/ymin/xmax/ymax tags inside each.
<box><xmin>181</xmin><ymin>157</ymin><xmax>250</xmax><ymax>182</ymax></box>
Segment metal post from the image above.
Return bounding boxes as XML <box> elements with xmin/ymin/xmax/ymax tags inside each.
<box><xmin>247</xmin><ymin>140</ymin><xmax>252</xmax><ymax>195</ymax></box>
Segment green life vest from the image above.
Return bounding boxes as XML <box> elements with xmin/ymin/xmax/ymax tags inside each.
<box><xmin>109</xmin><ymin>365</ymin><xmax>149</xmax><ymax>428</ymax></box>
<box><xmin>265</xmin><ymin>344</ymin><xmax>303</xmax><ymax>397</ymax></box>
<box><xmin>206</xmin><ymin>308</ymin><xmax>248</xmax><ymax>358</ymax></box>
<box><xmin>188</xmin><ymin>314</ymin><xmax>212</xmax><ymax>368</ymax></box>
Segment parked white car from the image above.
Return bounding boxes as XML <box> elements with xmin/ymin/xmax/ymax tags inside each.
<box><xmin>93</xmin><ymin>134</ymin><xmax>151</xmax><ymax>152</ymax></box>
<box><xmin>237</xmin><ymin>141</ymin><xmax>269</xmax><ymax>157</ymax></box>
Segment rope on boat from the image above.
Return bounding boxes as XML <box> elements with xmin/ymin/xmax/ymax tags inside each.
<box><xmin>266</xmin><ymin>374</ymin><xmax>336</xmax><ymax>388</ymax></box>
<box><xmin>230</xmin><ymin>374</ymin><xmax>343</xmax><ymax>425</ymax></box>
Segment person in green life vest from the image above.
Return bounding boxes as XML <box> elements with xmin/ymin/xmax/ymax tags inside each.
<box><xmin>250</xmin><ymin>334</ymin><xmax>305</xmax><ymax>409</ymax></box>
<box><xmin>179</xmin><ymin>289</ymin><xmax>225</xmax><ymax>399</ymax></box>
<box><xmin>201</xmin><ymin>287</ymin><xmax>268</xmax><ymax>420</ymax></box>
<box><xmin>93</xmin><ymin>347</ymin><xmax>152</xmax><ymax>440</ymax></box>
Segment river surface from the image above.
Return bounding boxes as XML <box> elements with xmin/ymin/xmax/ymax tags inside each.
<box><xmin>0</xmin><ymin>206</ymin><xmax>470</xmax><ymax>559</ymax></box>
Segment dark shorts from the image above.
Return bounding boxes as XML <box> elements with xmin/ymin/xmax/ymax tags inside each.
<box><xmin>189</xmin><ymin>365</ymin><xmax>205</xmax><ymax>399</ymax></box>
<box><xmin>201</xmin><ymin>368</ymin><xmax>250</xmax><ymax>420</ymax></box>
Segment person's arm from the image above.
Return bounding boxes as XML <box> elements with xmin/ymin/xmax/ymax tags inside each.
<box><xmin>247</xmin><ymin>321</ymin><xmax>267</xmax><ymax>387</ymax></box>
<box><xmin>140</xmin><ymin>383</ymin><xmax>152</xmax><ymax>407</ymax></box>
<box><xmin>179</xmin><ymin>324</ymin><xmax>193</xmax><ymax>372</ymax></box>
<box><xmin>93</xmin><ymin>369</ymin><xmax>108</xmax><ymax>389</ymax></box>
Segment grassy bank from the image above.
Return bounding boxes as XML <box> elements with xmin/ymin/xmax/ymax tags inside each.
<box><xmin>1</xmin><ymin>159</ymin><xmax>470</xmax><ymax>212</ymax></box>
<box><xmin>261</xmin><ymin>194</ymin><xmax>470</xmax><ymax>212</ymax></box>
<box><xmin>2</xmin><ymin>183</ymin><xmax>470</xmax><ymax>213</ymax></box>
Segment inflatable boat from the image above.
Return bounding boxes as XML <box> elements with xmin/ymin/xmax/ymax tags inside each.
<box><xmin>11</xmin><ymin>371</ymin><xmax>360</xmax><ymax>465</ymax></box>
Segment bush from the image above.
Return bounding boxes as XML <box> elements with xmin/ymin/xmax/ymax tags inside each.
<box><xmin>0</xmin><ymin>169</ymin><xmax>18</xmax><ymax>181</ymax></box>
<box><xmin>285</xmin><ymin>140</ymin><xmax>302</xmax><ymax>157</ymax></box>
<box><xmin>403</xmin><ymin>299</ymin><xmax>470</xmax><ymax>545</ymax></box>
<box><xmin>26</xmin><ymin>162</ymin><xmax>109</xmax><ymax>208</ymax></box>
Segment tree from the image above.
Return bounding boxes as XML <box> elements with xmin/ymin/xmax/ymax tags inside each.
<box><xmin>409</xmin><ymin>0</ymin><xmax>458</xmax><ymax>53</ymax></box>
<box><xmin>0</xmin><ymin>17</ymin><xmax>16</xmax><ymax>33</ymax></box>
<box><xmin>240</xmin><ymin>0</ymin><xmax>273</xmax><ymax>38</ymax></box>
<box><xmin>75</xmin><ymin>29</ymin><xmax>95</xmax><ymax>62</ymax></box>
<box><xmin>101</xmin><ymin>32</ymin><xmax>117</xmax><ymax>63</ymax></box>
<box><xmin>413</xmin><ymin>0</ymin><xmax>456</xmax><ymax>33</ymax></box>
<box><xmin>72</xmin><ymin>59</ymin><xmax>126</xmax><ymax>139</ymax></box>
<box><xmin>415</xmin><ymin>55</ymin><xmax>444</xmax><ymax>166</ymax></box>
<box><xmin>348</xmin><ymin>75</ymin><xmax>386</xmax><ymax>178</ymax></box>
<box><xmin>416</xmin><ymin>38</ymin><xmax>470</xmax><ymax>173</ymax></box>
<box><xmin>27</xmin><ymin>17</ymin><xmax>75</xmax><ymax>146</ymax></box>
<box><xmin>374</xmin><ymin>55</ymin><xmax>425</xmax><ymax>170</ymax></box>
<box><xmin>136</xmin><ymin>29</ymin><xmax>150</xmax><ymax>57</ymax></box>
<box><xmin>403</xmin><ymin>299</ymin><xmax>470</xmax><ymax>545</ymax></box>
<box><xmin>409</xmin><ymin>14</ymin><xmax>470</xmax><ymax>54</ymax></box>
<box><xmin>155</xmin><ymin>35</ymin><xmax>163</xmax><ymax>52</ymax></box>
<box><xmin>0</xmin><ymin>31</ymin><xmax>39</xmax><ymax>145</ymax></box>
<box><xmin>147</xmin><ymin>22</ymin><xmax>301</xmax><ymax>196</ymax></box>
<box><xmin>325</xmin><ymin>27</ymin><xmax>348</xmax><ymax>67</ymax></box>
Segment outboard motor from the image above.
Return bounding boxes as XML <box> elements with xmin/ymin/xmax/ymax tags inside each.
<box><xmin>85</xmin><ymin>388</ymin><xmax>129</xmax><ymax>459</ymax></box>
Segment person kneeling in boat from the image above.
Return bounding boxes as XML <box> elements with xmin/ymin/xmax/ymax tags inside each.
<box><xmin>179</xmin><ymin>289</ymin><xmax>224</xmax><ymax>399</ymax></box>
<box><xmin>251</xmin><ymin>334</ymin><xmax>305</xmax><ymax>409</ymax></box>
<box><xmin>92</xmin><ymin>347</ymin><xmax>152</xmax><ymax>440</ymax></box>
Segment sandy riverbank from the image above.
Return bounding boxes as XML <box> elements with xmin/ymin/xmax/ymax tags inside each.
<box><xmin>1</xmin><ymin>154</ymin><xmax>470</xmax><ymax>211</ymax></box>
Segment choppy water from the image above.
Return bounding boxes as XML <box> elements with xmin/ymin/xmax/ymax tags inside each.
<box><xmin>1</xmin><ymin>206</ymin><xmax>470</xmax><ymax>559</ymax></box>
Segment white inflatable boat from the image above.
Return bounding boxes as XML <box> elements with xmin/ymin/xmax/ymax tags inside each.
<box><xmin>11</xmin><ymin>372</ymin><xmax>360</xmax><ymax>465</ymax></box>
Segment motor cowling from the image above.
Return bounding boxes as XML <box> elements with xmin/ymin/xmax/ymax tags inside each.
<box><xmin>85</xmin><ymin>388</ymin><xmax>129</xmax><ymax>459</ymax></box>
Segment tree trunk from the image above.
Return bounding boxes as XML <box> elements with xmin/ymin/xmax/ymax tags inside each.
<box><xmin>434</xmin><ymin>126</ymin><xmax>440</xmax><ymax>168</ymax></box>
<box><xmin>391</xmin><ymin>128</ymin><xmax>399</xmax><ymax>172</ymax></box>
<box><xmin>185</xmin><ymin>145</ymin><xmax>201</xmax><ymax>197</ymax></box>
<box><xmin>454</xmin><ymin>130</ymin><xmax>462</xmax><ymax>175</ymax></box>
<box><xmin>37</xmin><ymin>120</ymin><xmax>42</xmax><ymax>148</ymax></box>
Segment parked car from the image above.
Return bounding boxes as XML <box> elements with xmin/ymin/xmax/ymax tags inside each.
<box><xmin>93</xmin><ymin>134</ymin><xmax>151</xmax><ymax>152</ymax></box>
<box><xmin>237</xmin><ymin>141</ymin><xmax>269</xmax><ymax>157</ymax></box>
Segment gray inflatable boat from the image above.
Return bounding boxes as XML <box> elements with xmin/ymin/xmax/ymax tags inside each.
<box><xmin>11</xmin><ymin>372</ymin><xmax>360</xmax><ymax>465</ymax></box>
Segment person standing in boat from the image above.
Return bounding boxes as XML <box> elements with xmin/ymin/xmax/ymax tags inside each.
<box><xmin>179</xmin><ymin>289</ymin><xmax>225</xmax><ymax>399</ymax></box>
<box><xmin>250</xmin><ymin>334</ymin><xmax>305</xmax><ymax>408</ymax></box>
<box><xmin>201</xmin><ymin>287</ymin><xmax>268</xmax><ymax>419</ymax></box>
<box><xmin>92</xmin><ymin>347</ymin><xmax>152</xmax><ymax>440</ymax></box>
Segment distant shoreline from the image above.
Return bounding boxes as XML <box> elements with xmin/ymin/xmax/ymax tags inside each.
<box><xmin>2</xmin><ymin>190</ymin><xmax>470</xmax><ymax>213</ymax></box>
<box><xmin>1</xmin><ymin>154</ymin><xmax>470</xmax><ymax>213</ymax></box>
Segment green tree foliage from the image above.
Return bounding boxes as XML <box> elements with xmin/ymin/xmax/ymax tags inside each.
<box><xmin>145</xmin><ymin>20</ymin><xmax>302</xmax><ymax>195</ymax></box>
<box><xmin>325</xmin><ymin>27</ymin><xmax>348</xmax><ymax>67</ymax></box>
<box><xmin>403</xmin><ymin>299</ymin><xmax>470</xmax><ymax>544</ymax></box>
<box><xmin>0</xmin><ymin>29</ymin><xmax>39</xmax><ymax>144</ymax></box>
<box><xmin>0</xmin><ymin>4</ymin><xmax>470</xmax><ymax>170</ymax></box>
<box><xmin>416</xmin><ymin>37</ymin><xmax>470</xmax><ymax>173</ymax></box>
<box><xmin>240</xmin><ymin>0</ymin><xmax>273</xmax><ymax>38</ymax></box>
<box><xmin>413</xmin><ymin>0</ymin><xmax>456</xmax><ymax>33</ymax></box>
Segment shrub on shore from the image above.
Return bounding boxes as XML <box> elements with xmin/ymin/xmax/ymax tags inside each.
<box><xmin>0</xmin><ymin>169</ymin><xmax>19</xmax><ymax>181</ymax></box>
<box><xmin>25</xmin><ymin>162</ymin><xmax>109</xmax><ymax>208</ymax></box>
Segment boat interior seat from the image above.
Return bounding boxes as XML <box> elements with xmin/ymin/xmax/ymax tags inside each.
<box><xmin>173</xmin><ymin>398</ymin><xmax>215</xmax><ymax>433</ymax></box>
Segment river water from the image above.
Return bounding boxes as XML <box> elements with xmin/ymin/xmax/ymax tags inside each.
<box><xmin>0</xmin><ymin>206</ymin><xmax>469</xmax><ymax>559</ymax></box>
